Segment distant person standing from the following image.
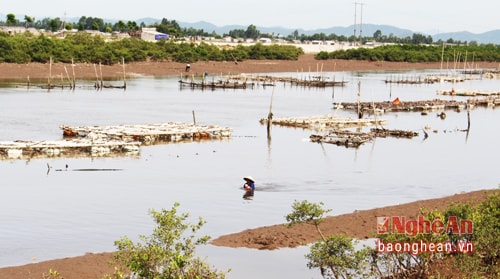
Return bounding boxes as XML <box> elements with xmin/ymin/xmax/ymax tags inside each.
<box><xmin>242</xmin><ymin>176</ymin><xmax>255</xmax><ymax>200</ymax></box>
<box><xmin>185</xmin><ymin>63</ymin><xmax>191</xmax><ymax>72</ymax></box>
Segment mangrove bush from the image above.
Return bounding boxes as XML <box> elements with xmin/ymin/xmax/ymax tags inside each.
<box><xmin>316</xmin><ymin>44</ymin><xmax>500</xmax><ymax>63</ymax></box>
<box><xmin>0</xmin><ymin>31</ymin><xmax>304</xmax><ymax>65</ymax></box>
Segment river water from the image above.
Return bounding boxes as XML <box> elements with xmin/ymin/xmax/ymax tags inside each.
<box><xmin>0</xmin><ymin>69</ymin><xmax>499</xmax><ymax>278</ymax></box>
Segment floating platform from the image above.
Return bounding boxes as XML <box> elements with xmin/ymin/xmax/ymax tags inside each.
<box><xmin>0</xmin><ymin>122</ymin><xmax>232</xmax><ymax>160</ymax></box>
<box><xmin>335</xmin><ymin>98</ymin><xmax>500</xmax><ymax>114</ymax></box>
<box><xmin>178</xmin><ymin>78</ymin><xmax>255</xmax><ymax>90</ymax></box>
<box><xmin>336</xmin><ymin>99</ymin><xmax>466</xmax><ymax>114</ymax></box>
<box><xmin>60</xmin><ymin>122</ymin><xmax>232</xmax><ymax>145</ymax></box>
<box><xmin>384</xmin><ymin>75</ymin><xmax>436</xmax><ymax>84</ymax></box>
<box><xmin>288</xmin><ymin>79</ymin><xmax>348</xmax><ymax>87</ymax></box>
<box><xmin>260</xmin><ymin>115</ymin><xmax>386</xmax><ymax>130</ymax></box>
<box><xmin>310</xmin><ymin>128</ymin><xmax>419</xmax><ymax>148</ymax></box>
<box><xmin>384</xmin><ymin>75</ymin><xmax>478</xmax><ymax>84</ymax></box>
<box><xmin>424</xmin><ymin>75</ymin><xmax>466</xmax><ymax>83</ymax></box>
<box><xmin>437</xmin><ymin>89</ymin><xmax>500</xmax><ymax>97</ymax></box>
<box><xmin>254</xmin><ymin>75</ymin><xmax>348</xmax><ymax>88</ymax></box>
<box><xmin>0</xmin><ymin>139</ymin><xmax>141</xmax><ymax>160</ymax></box>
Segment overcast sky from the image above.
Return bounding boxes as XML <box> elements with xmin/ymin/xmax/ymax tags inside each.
<box><xmin>2</xmin><ymin>0</ymin><xmax>497</xmax><ymax>34</ymax></box>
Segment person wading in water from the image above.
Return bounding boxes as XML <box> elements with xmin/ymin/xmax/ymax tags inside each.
<box><xmin>242</xmin><ymin>176</ymin><xmax>255</xmax><ymax>200</ymax></box>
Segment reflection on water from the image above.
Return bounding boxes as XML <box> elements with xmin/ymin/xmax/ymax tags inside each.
<box><xmin>1</xmin><ymin>70</ymin><xmax>499</xmax><ymax>278</ymax></box>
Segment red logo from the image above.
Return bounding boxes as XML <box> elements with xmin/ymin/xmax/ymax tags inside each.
<box><xmin>377</xmin><ymin>217</ymin><xmax>390</xmax><ymax>234</ymax></box>
<box><xmin>376</xmin><ymin>216</ymin><xmax>473</xmax><ymax>237</ymax></box>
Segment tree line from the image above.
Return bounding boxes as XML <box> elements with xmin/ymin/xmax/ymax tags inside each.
<box><xmin>3</xmin><ymin>13</ymin><xmax>499</xmax><ymax>65</ymax></box>
<box><xmin>0</xmin><ymin>31</ymin><xmax>304</xmax><ymax>64</ymax></box>
<box><xmin>316</xmin><ymin>44</ymin><xmax>500</xmax><ymax>63</ymax></box>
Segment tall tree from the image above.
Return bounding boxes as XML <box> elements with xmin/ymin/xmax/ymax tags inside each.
<box><xmin>127</xmin><ymin>20</ymin><xmax>138</xmax><ymax>31</ymax></box>
<box><xmin>373</xmin><ymin>29</ymin><xmax>382</xmax><ymax>41</ymax></box>
<box><xmin>24</xmin><ymin>15</ymin><xmax>34</xmax><ymax>28</ymax></box>
<box><xmin>6</xmin><ymin>13</ymin><xmax>18</xmax><ymax>26</ymax></box>
<box><xmin>116</xmin><ymin>20</ymin><xmax>126</xmax><ymax>32</ymax></box>
<box><xmin>49</xmin><ymin>18</ymin><xmax>61</xmax><ymax>32</ymax></box>
<box><xmin>245</xmin><ymin>24</ymin><xmax>260</xmax><ymax>40</ymax></box>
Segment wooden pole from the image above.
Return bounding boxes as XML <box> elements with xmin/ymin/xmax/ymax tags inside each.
<box><xmin>332</xmin><ymin>75</ymin><xmax>335</xmax><ymax>101</ymax></box>
<box><xmin>463</xmin><ymin>50</ymin><xmax>468</xmax><ymax>74</ymax></box>
<box><xmin>93</xmin><ymin>64</ymin><xmax>100</xmax><ymax>90</ymax></box>
<box><xmin>192</xmin><ymin>110</ymin><xmax>197</xmax><ymax>125</ymax></box>
<box><xmin>48</xmin><ymin>57</ymin><xmax>52</xmax><ymax>89</ymax></box>
<box><xmin>440</xmin><ymin>43</ymin><xmax>444</xmax><ymax>76</ymax></box>
<box><xmin>64</xmin><ymin>66</ymin><xmax>71</xmax><ymax>88</ymax></box>
<box><xmin>357</xmin><ymin>81</ymin><xmax>362</xmax><ymax>119</ymax></box>
<box><xmin>99</xmin><ymin>62</ymin><xmax>104</xmax><ymax>89</ymax></box>
<box><xmin>467</xmin><ymin>107</ymin><xmax>471</xmax><ymax>132</ymax></box>
<box><xmin>122</xmin><ymin>57</ymin><xmax>127</xmax><ymax>89</ymax></box>
<box><xmin>267</xmin><ymin>86</ymin><xmax>275</xmax><ymax>134</ymax></box>
<box><xmin>71</xmin><ymin>58</ymin><xmax>76</xmax><ymax>89</ymax></box>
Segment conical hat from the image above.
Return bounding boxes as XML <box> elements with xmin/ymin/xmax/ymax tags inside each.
<box><xmin>243</xmin><ymin>176</ymin><xmax>254</xmax><ymax>183</ymax></box>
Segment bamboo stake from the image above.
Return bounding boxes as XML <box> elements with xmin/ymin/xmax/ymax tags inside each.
<box><xmin>93</xmin><ymin>64</ymin><xmax>100</xmax><ymax>90</ymax></box>
<box><xmin>99</xmin><ymin>62</ymin><xmax>104</xmax><ymax>89</ymax></box>
<box><xmin>332</xmin><ymin>75</ymin><xmax>335</xmax><ymax>101</ymax></box>
<box><xmin>64</xmin><ymin>66</ymin><xmax>71</xmax><ymax>88</ymax></box>
<box><xmin>467</xmin><ymin>106</ymin><xmax>471</xmax><ymax>132</ymax></box>
<box><xmin>71</xmin><ymin>58</ymin><xmax>76</xmax><ymax>89</ymax></box>
<box><xmin>267</xmin><ymin>86</ymin><xmax>276</xmax><ymax>134</ymax></box>
<box><xmin>48</xmin><ymin>57</ymin><xmax>52</xmax><ymax>89</ymax></box>
<box><xmin>357</xmin><ymin>81</ymin><xmax>362</xmax><ymax>119</ymax></box>
<box><xmin>122</xmin><ymin>57</ymin><xmax>127</xmax><ymax>89</ymax></box>
<box><xmin>440</xmin><ymin>43</ymin><xmax>444</xmax><ymax>75</ymax></box>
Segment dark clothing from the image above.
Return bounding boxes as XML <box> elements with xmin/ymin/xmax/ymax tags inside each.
<box><xmin>243</xmin><ymin>181</ymin><xmax>255</xmax><ymax>199</ymax></box>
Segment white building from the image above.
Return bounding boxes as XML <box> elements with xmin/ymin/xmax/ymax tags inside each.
<box><xmin>1</xmin><ymin>26</ymin><xmax>40</xmax><ymax>36</ymax></box>
<box><xmin>141</xmin><ymin>27</ymin><xmax>168</xmax><ymax>42</ymax></box>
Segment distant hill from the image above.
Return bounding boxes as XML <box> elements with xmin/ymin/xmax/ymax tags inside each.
<box><xmin>173</xmin><ymin>21</ymin><xmax>500</xmax><ymax>44</ymax></box>
<box><xmin>2</xmin><ymin>14</ymin><xmax>499</xmax><ymax>44</ymax></box>
<box><xmin>433</xmin><ymin>30</ymin><xmax>500</xmax><ymax>44</ymax></box>
<box><xmin>166</xmin><ymin>21</ymin><xmax>416</xmax><ymax>38</ymax></box>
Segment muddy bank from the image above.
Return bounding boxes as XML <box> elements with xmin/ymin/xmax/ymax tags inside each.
<box><xmin>2</xmin><ymin>54</ymin><xmax>499</xmax><ymax>80</ymax></box>
<box><xmin>0</xmin><ymin>189</ymin><xmax>497</xmax><ymax>279</ymax></box>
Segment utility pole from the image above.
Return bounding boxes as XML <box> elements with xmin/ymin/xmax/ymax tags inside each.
<box><xmin>359</xmin><ymin>3</ymin><xmax>365</xmax><ymax>45</ymax></box>
<box><xmin>59</xmin><ymin>12</ymin><xmax>66</xmax><ymax>31</ymax></box>
<box><xmin>353</xmin><ymin>2</ymin><xmax>365</xmax><ymax>46</ymax></box>
<box><xmin>353</xmin><ymin>2</ymin><xmax>357</xmax><ymax>46</ymax></box>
